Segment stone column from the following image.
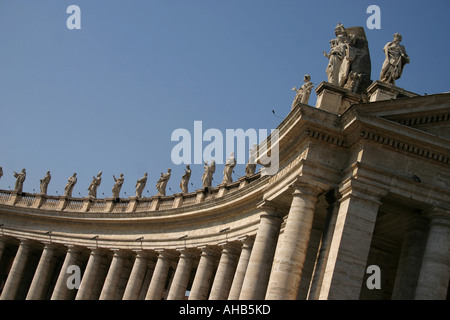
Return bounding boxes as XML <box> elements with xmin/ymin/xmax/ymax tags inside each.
<box><xmin>189</xmin><ymin>246</ymin><xmax>220</xmax><ymax>300</ymax></box>
<box><xmin>51</xmin><ymin>245</ymin><xmax>86</xmax><ymax>300</ymax></box>
<box><xmin>75</xmin><ymin>248</ymin><xmax>106</xmax><ymax>300</ymax></box>
<box><xmin>239</xmin><ymin>202</ymin><xmax>282</xmax><ymax>300</ymax></box>
<box><xmin>122</xmin><ymin>250</ymin><xmax>148</xmax><ymax>300</ymax></box>
<box><xmin>209</xmin><ymin>242</ymin><xmax>241</xmax><ymax>300</ymax></box>
<box><xmin>99</xmin><ymin>250</ymin><xmax>128</xmax><ymax>300</ymax></box>
<box><xmin>0</xmin><ymin>239</ymin><xmax>32</xmax><ymax>300</ymax></box>
<box><xmin>318</xmin><ymin>179</ymin><xmax>385</xmax><ymax>300</ymax></box>
<box><xmin>145</xmin><ymin>250</ymin><xmax>175</xmax><ymax>300</ymax></box>
<box><xmin>266</xmin><ymin>182</ymin><xmax>322</xmax><ymax>300</ymax></box>
<box><xmin>415</xmin><ymin>208</ymin><xmax>450</xmax><ymax>300</ymax></box>
<box><xmin>228</xmin><ymin>236</ymin><xmax>254</xmax><ymax>300</ymax></box>
<box><xmin>391</xmin><ymin>213</ymin><xmax>428</xmax><ymax>300</ymax></box>
<box><xmin>167</xmin><ymin>249</ymin><xmax>196</xmax><ymax>300</ymax></box>
<box><xmin>0</xmin><ymin>238</ymin><xmax>7</xmax><ymax>265</ymax></box>
<box><xmin>308</xmin><ymin>189</ymin><xmax>340</xmax><ymax>300</ymax></box>
<box><xmin>26</xmin><ymin>243</ymin><xmax>58</xmax><ymax>300</ymax></box>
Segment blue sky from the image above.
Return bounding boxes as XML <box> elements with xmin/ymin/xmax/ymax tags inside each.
<box><xmin>0</xmin><ymin>0</ymin><xmax>449</xmax><ymax>198</ymax></box>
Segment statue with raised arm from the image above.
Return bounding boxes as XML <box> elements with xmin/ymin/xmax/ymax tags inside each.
<box><xmin>13</xmin><ymin>168</ymin><xmax>26</xmax><ymax>193</ymax></box>
<box><xmin>179</xmin><ymin>165</ymin><xmax>191</xmax><ymax>193</ymax></box>
<box><xmin>291</xmin><ymin>75</ymin><xmax>314</xmax><ymax>109</ymax></box>
<box><xmin>202</xmin><ymin>160</ymin><xmax>216</xmax><ymax>189</ymax></box>
<box><xmin>40</xmin><ymin>171</ymin><xmax>51</xmax><ymax>195</ymax></box>
<box><xmin>222</xmin><ymin>152</ymin><xmax>236</xmax><ymax>184</ymax></box>
<box><xmin>64</xmin><ymin>173</ymin><xmax>77</xmax><ymax>197</ymax></box>
<box><xmin>112</xmin><ymin>173</ymin><xmax>124</xmax><ymax>198</ymax></box>
<box><xmin>0</xmin><ymin>167</ymin><xmax>3</xmax><ymax>181</ymax></box>
<box><xmin>87</xmin><ymin>171</ymin><xmax>102</xmax><ymax>198</ymax></box>
<box><xmin>156</xmin><ymin>169</ymin><xmax>171</xmax><ymax>196</ymax></box>
<box><xmin>323</xmin><ymin>38</ymin><xmax>341</xmax><ymax>85</ymax></box>
<box><xmin>135</xmin><ymin>172</ymin><xmax>148</xmax><ymax>198</ymax></box>
<box><xmin>380</xmin><ymin>33</ymin><xmax>410</xmax><ymax>85</ymax></box>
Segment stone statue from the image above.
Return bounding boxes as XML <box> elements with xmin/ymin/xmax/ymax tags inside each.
<box><xmin>40</xmin><ymin>171</ymin><xmax>51</xmax><ymax>195</ymax></box>
<box><xmin>323</xmin><ymin>38</ymin><xmax>343</xmax><ymax>85</ymax></box>
<box><xmin>324</xmin><ymin>23</ymin><xmax>372</xmax><ymax>93</ymax></box>
<box><xmin>112</xmin><ymin>173</ymin><xmax>124</xmax><ymax>199</ymax></box>
<box><xmin>179</xmin><ymin>165</ymin><xmax>191</xmax><ymax>193</ymax></box>
<box><xmin>13</xmin><ymin>168</ymin><xmax>26</xmax><ymax>193</ymax></box>
<box><xmin>156</xmin><ymin>169</ymin><xmax>171</xmax><ymax>196</ymax></box>
<box><xmin>64</xmin><ymin>173</ymin><xmax>77</xmax><ymax>197</ymax></box>
<box><xmin>380</xmin><ymin>33</ymin><xmax>410</xmax><ymax>85</ymax></box>
<box><xmin>0</xmin><ymin>167</ymin><xmax>3</xmax><ymax>181</ymax></box>
<box><xmin>291</xmin><ymin>75</ymin><xmax>314</xmax><ymax>109</ymax></box>
<box><xmin>202</xmin><ymin>160</ymin><xmax>216</xmax><ymax>189</ymax></box>
<box><xmin>135</xmin><ymin>172</ymin><xmax>148</xmax><ymax>198</ymax></box>
<box><xmin>245</xmin><ymin>145</ymin><xmax>257</xmax><ymax>176</ymax></box>
<box><xmin>87</xmin><ymin>171</ymin><xmax>102</xmax><ymax>198</ymax></box>
<box><xmin>222</xmin><ymin>152</ymin><xmax>236</xmax><ymax>184</ymax></box>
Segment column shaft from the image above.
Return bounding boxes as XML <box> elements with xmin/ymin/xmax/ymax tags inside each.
<box><xmin>75</xmin><ymin>248</ymin><xmax>105</xmax><ymax>300</ymax></box>
<box><xmin>209</xmin><ymin>243</ymin><xmax>241</xmax><ymax>300</ymax></box>
<box><xmin>51</xmin><ymin>246</ymin><xmax>85</xmax><ymax>300</ymax></box>
<box><xmin>239</xmin><ymin>204</ymin><xmax>282</xmax><ymax>300</ymax></box>
<box><xmin>122</xmin><ymin>251</ymin><xmax>148</xmax><ymax>300</ymax></box>
<box><xmin>26</xmin><ymin>243</ymin><xmax>57</xmax><ymax>300</ymax></box>
<box><xmin>228</xmin><ymin>237</ymin><xmax>254</xmax><ymax>299</ymax></box>
<box><xmin>319</xmin><ymin>182</ymin><xmax>383</xmax><ymax>300</ymax></box>
<box><xmin>0</xmin><ymin>240</ymin><xmax>32</xmax><ymax>300</ymax></box>
<box><xmin>415</xmin><ymin>209</ymin><xmax>450</xmax><ymax>300</ymax></box>
<box><xmin>146</xmin><ymin>251</ymin><xmax>173</xmax><ymax>300</ymax></box>
<box><xmin>99</xmin><ymin>250</ymin><xmax>127</xmax><ymax>300</ymax></box>
<box><xmin>189</xmin><ymin>247</ymin><xmax>219</xmax><ymax>300</ymax></box>
<box><xmin>266</xmin><ymin>183</ymin><xmax>320</xmax><ymax>300</ymax></box>
<box><xmin>167</xmin><ymin>250</ymin><xmax>195</xmax><ymax>300</ymax></box>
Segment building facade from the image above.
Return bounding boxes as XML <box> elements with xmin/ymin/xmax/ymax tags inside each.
<box><xmin>0</xmin><ymin>27</ymin><xmax>449</xmax><ymax>300</ymax></box>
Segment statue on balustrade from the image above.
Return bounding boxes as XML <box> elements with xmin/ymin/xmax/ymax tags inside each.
<box><xmin>135</xmin><ymin>172</ymin><xmax>148</xmax><ymax>198</ymax></box>
<box><xmin>64</xmin><ymin>173</ymin><xmax>77</xmax><ymax>197</ymax></box>
<box><xmin>13</xmin><ymin>168</ymin><xmax>26</xmax><ymax>193</ymax></box>
<box><xmin>156</xmin><ymin>169</ymin><xmax>171</xmax><ymax>196</ymax></box>
<box><xmin>40</xmin><ymin>171</ymin><xmax>51</xmax><ymax>195</ymax></box>
<box><xmin>87</xmin><ymin>171</ymin><xmax>102</xmax><ymax>198</ymax></box>
<box><xmin>245</xmin><ymin>145</ymin><xmax>257</xmax><ymax>176</ymax></box>
<box><xmin>380</xmin><ymin>33</ymin><xmax>410</xmax><ymax>85</ymax></box>
<box><xmin>0</xmin><ymin>166</ymin><xmax>3</xmax><ymax>182</ymax></box>
<box><xmin>222</xmin><ymin>152</ymin><xmax>236</xmax><ymax>184</ymax></box>
<box><xmin>291</xmin><ymin>74</ymin><xmax>314</xmax><ymax>109</ymax></box>
<box><xmin>112</xmin><ymin>173</ymin><xmax>124</xmax><ymax>199</ymax></box>
<box><xmin>179</xmin><ymin>165</ymin><xmax>191</xmax><ymax>193</ymax></box>
<box><xmin>202</xmin><ymin>160</ymin><xmax>216</xmax><ymax>190</ymax></box>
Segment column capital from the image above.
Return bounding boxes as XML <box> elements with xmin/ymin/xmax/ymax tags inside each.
<box><xmin>338</xmin><ymin>178</ymin><xmax>387</xmax><ymax>204</ymax></box>
<box><xmin>423</xmin><ymin>207</ymin><xmax>450</xmax><ymax>225</ymax></box>
<box><xmin>291</xmin><ymin>180</ymin><xmax>323</xmax><ymax>198</ymax></box>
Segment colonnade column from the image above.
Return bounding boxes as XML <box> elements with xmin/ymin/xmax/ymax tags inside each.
<box><xmin>75</xmin><ymin>248</ymin><xmax>106</xmax><ymax>300</ymax></box>
<box><xmin>228</xmin><ymin>236</ymin><xmax>254</xmax><ymax>299</ymax></box>
<box><xmin>391</xmin><ymin>213</ymin><xmax>428</xmax><ymax>299</ymax></box>
<box><xmin>51</xmin><ymin>245</ymin><xmax>86</xmax><ymax>300</ymax></box>
<box><xmin>415</xmin><ymin>207</ymin><xmax>450</xmax><ymax>300</ymax></box>
<box><xmin>123</xmin><ymin>250</ymin><xmax>149</xmax><ymax>300</ymax></box>
<box><xmin>167</xmin><ymin>249</ymin><xmax>196</xmax><ymax>300</ymax></box>
<box><xmin>266</xmin><ymin>181</ymin><xmax>322</xmax><ymax>300</ymax></box>
<box><xmin>189</xmin><ymin>246</ymin><xmax>219</xmax><ymax>300</ymax></box>
<box><xmin>209</xmin><ymin>242</ymin><xmax>241</xmax><ymax>300</ymax></box>
<box><xmin>318</xmin><ymin>179</ymin><xmax>386</xmax><ymax>300</ymax></box>
<box><xmin>146</xmin><ymin>250</ymin><xmax>175</xmax><ymax>300</ymax></box>
<box><xmin>99</xmin><ymin>249</ymin><xmax>129</xmax><ymax>300</ymax></box>
<box><xmin>0</xmin><ymin>238</ymin><xmax>7</xmax><ymax>263</ymax></box>
<box><xmin>0</xmin><ymin>239</ymin><xmax>32</xmax><ymax>300</ymax></box>
<box><xmin>26</xmin><ymin>243</ymin><xmax>58</xmax><ymax>300</ymax></box>
<box><xmin>239</xmin><ymin>202</ymin><xmax>282</xmax><ymax>300</ymax></box>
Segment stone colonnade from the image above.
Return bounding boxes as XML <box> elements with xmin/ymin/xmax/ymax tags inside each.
<box><xmin>0</xmin><ymin>181</ymin><xmax>449</xmax><ymax>300</ymax></box>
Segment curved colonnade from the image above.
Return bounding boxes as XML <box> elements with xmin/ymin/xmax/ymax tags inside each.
<box><xmin>0</xmin><ymin>93</ymin><xmax>450</xmax><ymax>300</ymax></box>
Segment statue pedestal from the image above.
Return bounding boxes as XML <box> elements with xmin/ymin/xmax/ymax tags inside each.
<box><xmin>367</xmin><ymin>80</ymin><xmax>418</xmax><ymax>102</ymax></box>
<box><xmin>315</xmin><ymin>82</ymin><xmax>362</xmax><ymax>114</ymax></box>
